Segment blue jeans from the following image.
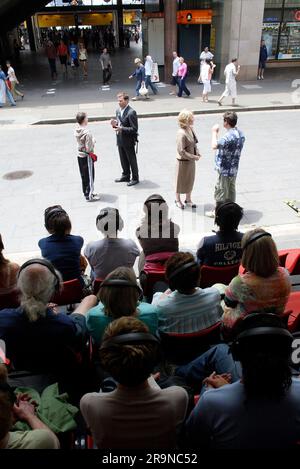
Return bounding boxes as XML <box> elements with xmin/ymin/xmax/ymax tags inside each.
<box><xmin>135</xmin><ymin>79</ymin><xmax>142</xmax><ymax>96</ymax></box>
<box><xmin>176</xmin><ymin>343</ymin><xmax>242</xmax><ymax>389</ymax></box>
<box><xmin>178</xmin><ymin>76</ymin><xmax>190</xmax><ymax>97</ymax></box>
<box><xmin>6</xmin><ymin>87</ymin><xmax>16</xmax><ymax>106</ymax></box>
<box><xmin>145</xmin><ymin>75</ymin><xmax>158</xmax><ymax>94</ymax></box>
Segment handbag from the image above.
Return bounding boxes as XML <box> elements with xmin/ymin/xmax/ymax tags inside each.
<box><xmin>139</xmin><ymin>82</ymin><xmax>148</xmax><ymax>96</ymax></box>
<box><xmin>89</xmin><ymin>152</ymin><xmax>98</xmax><ymax>162</ymax></box>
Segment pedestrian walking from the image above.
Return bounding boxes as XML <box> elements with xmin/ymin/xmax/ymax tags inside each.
<box><xmin>170</xmin><ymin>51</ymin><xmax>180</xmax><ymax>95</ymax></box>
<box><xmin>79</xmin><ymin>42</ymin><xmax>88</xmax><ymax>77</ymax></box>
<box><xmin>199</xmin><ymin>59</ymin><xmax>216</xmax><ymax>103</ymax></box>
<box><xmin>6</xmin><ymin>61</ymin><xmax>24</xmax><ymax>100</ymax></box>
<box><xmin>57</xmin><ymin>39</ymin><xmax>68</xmax><ymax>76</ymax></box>
<box><xmin>99</xmin><ymin>48</ymin><xmax>112</xmax><ymax>85</ymax></box>
<box><xmin>0</xmin><ymin>66</ymin><xmax>16</xmax><ymax>107</ymax></box>
<box><xmin>129</xmin><ymin>58</ymin><xmax>146</xmax><ymax>101</ymax></box>
<box><xmin>175</xmin><ymin>110</ymin><xmax>201</xmax><ymax>209</ymax></box>
<box><xmin>75</xmin><ymin>112</ymin><xmax>98</xmax><ymax>202</ymax></box>
<box><xmin>218</xmin><ymin>58</ymin><xmax>240</xmax><ymax>106</ymax></box>
<box><xmin>45</xmin><ymin>39</ymin><xmax>57</xmax><ymax>80</ymax></box>
<box><xmin>199</xmin><ymin>46</ymin><xmax>214</xmax><ymax>83</ymax></box>
<box><xmin>111</xmin><ymin>92</ymin><xmax>139</xmax><ymax>187</ymax></box>
<box><xmin>177</xmin><ymin>57</ymin><xmax>191</xmax><ymax>98</ymax></box>
<box><xmin>206</xmin><ymin>112</ymin><xmax>245</xmax><ymax>217</ymax></box>
<box><xmin>69</xmin><ymin>40</ymin><xmax>79</xmax><ymax>73</ymax></box>
<box><xmin>144</xmin><ymin>55</ymin><xmax>158</xmax><ymax>96</ymax></box>
<box><xmin>258</xmin><ymin>39</ymin><xmax>268</xmax><ymax>80</ymax></box>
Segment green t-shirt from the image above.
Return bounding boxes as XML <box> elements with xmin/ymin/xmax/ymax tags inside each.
<box><xmin>7</xmin><ymin>430</ymin><xmax>59</xmax><ymax>449</ymax></box>
<box><xmin>86</xmin><ymin>302</ymin><xmax>159</xmax><ymax>343</ymax></box>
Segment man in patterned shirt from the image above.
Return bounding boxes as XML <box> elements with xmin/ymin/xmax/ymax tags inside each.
<box><xmin>206</xmin><ymin>112</ymin><xmax>245</xmax><ymax>218</ymax></box>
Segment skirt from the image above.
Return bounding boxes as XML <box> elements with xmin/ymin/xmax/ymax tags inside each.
<box><xmin>175</xmin><ymin>159</ymin><xmax>196</xmax><ymax>194</ymax></box>
<box><xmin>203</xmin><ymin>79</ymin><xmax>211</xmax><ymax>94</ymax></box>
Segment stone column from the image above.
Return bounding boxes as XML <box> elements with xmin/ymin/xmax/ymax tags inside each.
<box><xmin>212</xmin><ymin>0</ymin><xmax>265</xmax><ymax>81</ymax></box>
<box><xmin>164</xmin><ymin>0</ymin><xmax>177</xmax><ymax>82</ymax></box>
<box><xmin>117</xmin><ymin>0</ymin><xmax>124</xmax><ymax>48</ymax></box>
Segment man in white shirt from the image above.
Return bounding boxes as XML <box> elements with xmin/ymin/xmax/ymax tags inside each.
<box><xmin>199</xmin><ymin>47</ymin><xmax>214</xmax><ymax>84</ymax></box>
<box><xmin>218</xmin><ymin>58</ymin><xmax>241</xmax><ymax>106</ymax></box>
<box><xmin>170</xmin><ymin>51</ymin><xmax>181</xmax><ymax>95</ymax></box>
<box><xmin>144</xmin><ymin>55</ymin><xmax>158</xmax><ymax>96</ymax></box>
<box><xmin>5</xmin><ymin>61</ymin><xmax>24</xmax><ymax>100</ymax></box>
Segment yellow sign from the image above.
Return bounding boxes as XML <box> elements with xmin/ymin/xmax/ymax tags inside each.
<box><xmin>37</xmin><ymin>13</ymin><xmax>113</xmax><ymax>28</ymax></box>
<box><xmin>123</xmin><ymin>11</ymin><xmax>137</xmax><ymax>25</ymax></box>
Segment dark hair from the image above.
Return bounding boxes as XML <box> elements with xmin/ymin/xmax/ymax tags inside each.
<box><xmin>0</xmin><ymin>390</ymin><xmax>13</xmax><ymax>441</ymax></box>
<box><xmin>235</xmin><ymin>314</ymin><xmax>292</xmax><ymax>400</ymax></box>
<box><xmin>76</xmin><ymin>112</ymin><xmax>87</xmax><ymax>125</ymax></box>
<box><xmin>205</xmin><ymin>58</ymin><xmax>211</xmax><ymax>65</ymax></box>
<box><xmin>215</xmin><ymin>201</ymin><xmax>243</xmax><ymax>232</ymax></box>
<box><xmin>166</xmin><ymin>252</ymin><xmax>200</xmax><ymax>292</ymax></box>
<box><xmin>223</xmin><ymin>111</ymin><xmax>237</xmax><ymax>127</ymax></box>
<box><xmin>99</xmin><ymin>317</ymin><xmax>160</xmax><ymax>387</ymax></box>
<box><xmin>0</xmin><ymin>235</ymin><xmax>8</xmax><ymax>266</ymax></box>
<box><xmin>44</xmin><ymin>206</ymin><xmax>71</xmax><ymax>236</ymax></box>
<box><xmin>117</xmin><ymin>92</ymin><xmax>129</xmax><ymax>101</ymax></box>
<box><xmin>232</xmin><ymin>58</ymin><xmax>238</xmax><ymax>62</ymax></box>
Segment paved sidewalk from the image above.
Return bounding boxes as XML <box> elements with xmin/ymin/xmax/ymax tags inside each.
<box><xmin>0</xmin><ymin>43</ymin><xmax>300</xmax><ymax>125</ymax></box>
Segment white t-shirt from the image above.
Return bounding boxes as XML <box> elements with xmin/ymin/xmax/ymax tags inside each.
<box><xmin>7</xmin><ymin>66</ymin><xmax>17</xmax><ymax>82</ymax></box>
<box><xmin>200</xmin><ymin>50</ymin><xmax>214</xmax><ymax>65</ymax></box>
<box><xmin>172</xmin><ymin>57</ymin><xmax>180</xmax><ymax>76</ymax></box>
<box><xmin>80</xmin><ymin>378</ymin><xmax>188</xmax><ymax>449</ymax></box>
<box><xmin>224</xmin><ymin>63</ymin><xmax>237</xmax><ymax>84</ymax></box>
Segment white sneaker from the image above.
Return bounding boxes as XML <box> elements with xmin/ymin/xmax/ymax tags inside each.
<box><xmin>132</xmin><ymin>97</ymin><xmax>138</xmax><ymax>101</ymax></box>
<box><xmin>205</xmin><ymin>210</ymin><xmax>215</xmax><ymax>218</ymax></box>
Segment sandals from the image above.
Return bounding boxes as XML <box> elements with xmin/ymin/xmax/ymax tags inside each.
<box><xmin>185</xmin><ymin>200</ymin><xmax>197</xmax><ymax>209</ymax></box>
<box><xmin>175</xmin><ymin>200</ymin><xmax>185</xmax><ymax>210</ymax></box>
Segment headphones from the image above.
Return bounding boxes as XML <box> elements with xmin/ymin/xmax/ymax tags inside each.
<box><xmin>18</xmin><ymin>258</ymin><xmax>60</xmax><ymax>293</ymax></box>
<box><xmin>44</xmin><ymin>206</ymin><xmax>67</xmax><ymax>231</ymax></box>
<box><xmin>96</xmin><ymin>207</ymin><xmax>124</xmax><ymax>233</ymax></box>
<box><xmin>243</xmin><ymin>232</ymin><xmax>272</xmax><ymax>251</ymax></box>
<box><xmin>230</xmin><ymin>313</ymin><xmax>293</xmax><ymax>361</ymax></box>
<box><xmin>99</xmin><ymin>278</ymin><xmax>143</xmax><ymax>301</ymax></box>
<box><xmin>215</xmin><ymin>201</ymin><xmax>237</xmax><ymax>220</ymax></box>
<box><xmin>167</xmin><ymin>260</ymin><xmax>199</xmax><ymax>291</ymax></box>
<box><xmin>144</xmin><ymin>194</ymin><xmax>166</xmax><ymax>205</ymax></box>
<box><xmin>100</xmin><ymin>332</ymin><xmax>160</xmax><ymax>350</ymax></box>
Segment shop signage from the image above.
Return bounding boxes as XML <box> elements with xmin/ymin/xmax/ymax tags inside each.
<box><xmin>177</xmin><ymin>9</ymin><xmax>212</xmax><ymax>25</ymax></box>
<box><xmin>295</xmin><ymin>10</ymin><xmax>300</xmax><ymax>21</ymax></box>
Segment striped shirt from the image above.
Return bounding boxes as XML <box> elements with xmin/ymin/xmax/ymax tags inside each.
<box><xmin>152</xmin><ymin>288</ymin><xmax>222</xmax><ymax>334</ymax></box>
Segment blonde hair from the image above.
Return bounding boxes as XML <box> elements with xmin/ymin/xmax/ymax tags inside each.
<box><xmin>178</xmin><ymin>109</ymin><xmax>194</xmax><ymax>129</ymax></box>
<box><xmin>241</xmin><ymin>228</ymin><xmax>279</xmax><ymax>278</ymax></box>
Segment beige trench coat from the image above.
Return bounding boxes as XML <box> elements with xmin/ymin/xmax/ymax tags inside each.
<box><xmin>175</xmin><ymin>127</ymin><xmax>200</xmax><ymax>194</ymax></box>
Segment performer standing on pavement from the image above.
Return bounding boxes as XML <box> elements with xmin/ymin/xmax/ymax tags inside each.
<box><xmin>199</xmin><ymin>46</ymin><xmax>214</xmax><ymax>83</ymax></box>
<box><xmin>218</xmin><ymin>58</ymin><xmax>241</xmax><ymax>106</ymax></box>
<box><xmin>74</xmin><ymin>112</ymin><xmax>98</xmax><ymax>202</ymax></box>
<box><xmin>99</xmin><ymin>48</ymin><xmax>112</xmax><ymax>85</ymax></box>
<box><xmin>206</xmin><ymin>111</ymin><xmax>245</xmax><ymax>217</ymax></box>
<box><xmin>258</xmin><ymin>40</ymin><xmax>268</xmax><ymax>80</ymax></box>
<box><xmin>111</xmin><ymin>92</ymin><xmax>139</xmax><ymax>187</ymax></box>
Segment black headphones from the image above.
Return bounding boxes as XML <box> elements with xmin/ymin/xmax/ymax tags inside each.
<box><xmin>44</xmin><ymin>206</ymin><xmax>67</xmax><ymax>231</ymax></box>
<box><xmin>144</xmin><ymin>194</ymin><xmax>166</xmax><ymax>205</ymax></box>
<box><xmin>99</xmin><ymin>279</ymin><xmax>144</xmax><ymax>301</ymax></box>
<box><xmin>243</xmin><ymin>232</ymin><xmax>272</xmax><ymax>251</ymax></box>
<box><xmin>18</xmin><ymin>258</ymin><xmax>60</xmax><ymax>293</ymax></box>
<box><xmin>96</xmin><ymin>207</ymin><xmax>124</xmax><ymax>232</ymax></box>
<box><xmin>100</xmin><ymin>332</ymin><xmax>160</xmax><ymax>350</ymax></box>
<box><xmin>215</xmin><ymin>201</ymin><xmax>237</xmax><ymax>221</ymax></box>
<box><xmin>230</xmin><ymin>313</ymin><xmax>293</xmax><ymax>361</ymax></box>
<box><xmin>167</xmin><ymin>261</ymin><xmax>199</xmax><ymax>291</ymax></box>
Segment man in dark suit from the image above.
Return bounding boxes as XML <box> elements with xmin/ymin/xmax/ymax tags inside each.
<box><xmin>111</xmin><ymin>92</ymin><xmax>139</xmax><ymax>186</ymax></box>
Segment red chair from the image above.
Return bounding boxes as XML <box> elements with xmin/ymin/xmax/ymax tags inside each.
<box><xmin>284</xmin><ymin>249</ymin><xmax>300</xmax><ymax>275</ymax></box>
<box><xmin>51</xmin><ymin>278</ymin><xmax>84</xmax><ymax>307</ymax></box>
<box><xmin>93</xmin><ymin>278</ymin><xmax>104</xmax><ymax>295</ymax></box>
<box><xmin>285</xmin><ymin>292</ymin><xmax>300</xmax><ymax>330</ymax></box>
<box><xmin>288</xmin><ymin>310</ymin><xmax>300</xmax><ymax>333</ymax></box>
<box><xmin>140</xmin><ymin>251</ymin><xmax>175</xmax><ymax>300</ymax></box>
<box><xmin>159</xmin><ymin>322</ymin><xmax>221</xmax><ymax>365</ymax></box>
<box><xmin>0</xmin><ymin>289</ymin><xmax>20</xmax><ymax>310</ymax></box>
<box><xmin>200</xmin><ymin>264</ymin><xmax>240</xmax><ymax>289</ymax></box>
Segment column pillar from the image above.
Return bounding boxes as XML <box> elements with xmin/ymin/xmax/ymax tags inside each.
<box><xmin>26</xmin><ymin>16</ymin><xmax>36</xmax><ymax>52</ymax></box>
<box><xmin>163</xmin><ymin>0</ymin><xmax>177</xmax><ymax>83</ymax></box>
<box><xmin>117</xmin><ymin>0</ymin><xmax>124</xmax><ymax>48</ymax></box>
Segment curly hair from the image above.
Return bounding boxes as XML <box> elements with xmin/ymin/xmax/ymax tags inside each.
<box><xmin>165</xmin><ymin>252</ymin><xmax>200</xmax><ymax>292</ymax></box>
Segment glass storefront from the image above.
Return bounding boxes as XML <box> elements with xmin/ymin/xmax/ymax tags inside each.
<box><xmin>262</xmin><ymin>1</ymin><xmax>300</xmax><ymax>60</ymax></box>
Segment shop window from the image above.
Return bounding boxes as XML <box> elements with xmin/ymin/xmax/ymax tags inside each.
<box><xmin>278</xmin><ymin>21</ymin><xmax>300</xmax><ymax>58</ymax></box>
<box><xmin>262</xmin><ymin>22</ymin><xmax>280</xmax><ymax>58</ymax></box>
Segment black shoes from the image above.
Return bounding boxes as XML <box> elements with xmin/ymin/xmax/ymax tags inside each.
<box><xmin>127</xmin><ymin>180</ymin><xmax>139</xmax><ymax>187</ymax></box>
<box><xmin>115</xmin><ymin>176</ymin><xmax>130</xmax><ymax>183</ymax></box>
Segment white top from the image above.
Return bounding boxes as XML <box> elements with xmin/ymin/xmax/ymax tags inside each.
<box><xmin>79</xmin><ymin>49</ymin><xmax>87</xmax><ymax>60</ymax></box>
<box><xmin>145</xmin><ymin>57</ymin><xmax>153</xmax><ymax>76</ymax></box>
<box><xmin>201</xmin><ymin>62</ymin><xmax>210</xmax><ymax>81</ymax></box>
<box><xmin>7</xmin><ymin>66</ymin><xmax>17</xmax><ymax>82</ymax></box>
<box><xmin>172</xmin><ymin>57</ymin><xmax>180</xmax><ymax>76</ymax></box>
<box><xmin>224</xmin><ymin>62</ymin><xmax>238</xmax><ymax>84</ymax></box>
<box><xmin>200</xmin><ymin>50</ymin><xmax>214</xmax><ymax>65</ymax></box>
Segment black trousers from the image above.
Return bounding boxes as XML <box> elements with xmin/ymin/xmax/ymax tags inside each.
<box><xmin>118</xmin><ymin>144</ymin><xmax>139</xmax><ymax>181</ymax></box>
<box><xmin>77</xmin><ymin>156</ymin><xmax>95</xmax><ymax>199</ymax></box>
<box><xmin>103</xmin><ymin>67</ymin><xmax>111</xmax><ymax>84</ymax></box>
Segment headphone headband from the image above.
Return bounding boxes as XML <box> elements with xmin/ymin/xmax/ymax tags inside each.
<box><xmin>18</xmin><ymin>258</ymin><xmax>60</xmax><ymax>292</ymax></box>
<box><xmin>101</xmin><ymin>332</ymin><xmax>160</xmax><ymax>349</ymax></box>
<box><xmin>236</xmin><ymin>326</ymin><xmax>293</xmax><ymax>342</ymax></box>
<box><xmin>100</xmin><ymin>279</ymin><xmax>140</xmax><ymax>290</ymax></box>
<box><xmin>168</xmin><ymin>261</ymin><xmax>198</xmax><ymax>281</ymax></box>
<box><xmin>215</xmin><ymin>202</ymin><xmax>237</xmax><ymax>218</ymax></box>
<box><xmin>145</xmin><ymin>195</ymin><xmax>166</xmax><ymax>205</ymax></box>
<box><xmin>243</xmin><ymin>232</ymin><xmax>272</xmax><ymax>250</ymax></box>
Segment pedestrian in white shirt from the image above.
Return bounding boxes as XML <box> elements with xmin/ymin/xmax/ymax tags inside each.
<box><xmin>199</xmin><ymin>59</ymin><xmax>216</xmax><ymax>103</ymax></box>
<box><xmin>199</xmin><ymin>47</ymin><xmax>214</xmax><ymax>84</ymax></box>
<box><xmin>144</xmin><ymin>55</ymin><xmax>158</xmax><ymax>96</ymax></box>
<box><xmin>6</xmin><ymin>61</ymin><xmax>24</xmax><ymax>100</ymax></box>
<box><xmin>170</xmin><ymin>51</ymin><xmax>181</xmax><ymax>95</ymax></box>
<box><xmin>218</xmin><ymin>58</ymin><xmax>241</xmax><ymax>106</ymax></box>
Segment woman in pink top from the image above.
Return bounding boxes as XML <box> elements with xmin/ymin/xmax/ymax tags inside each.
<box><xmin>177</xmin><ymin>57</ymin><xmax>191</xmax><ymax>98</ymax></box>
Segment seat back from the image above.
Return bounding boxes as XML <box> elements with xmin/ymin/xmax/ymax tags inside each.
<box><xmin>200</xmin><ymin>264</ymin><xmax>240</xmax><ymax>289</ymax></box>
<box><xmin>140</xmin><ymin>251</ymin><xmax>174</xmax><ymax>300</ymax></box>
<box><xmin>93</xmin><ymin>278</ymin><xmax>104</xmax><ymax>295</ymax></box>
<box><xmin>51</xmin><ymin>278</ymin><xmax>84</xmax><ymax>306</ymax></box>
<box><xmin>0</xmin><ymin>289</ymin><xmax>20</xmax><ymax>310</ymax></box>
<box><xmin>159</xmin><ymin>322</ymin><xmax>221</xmax><ymax>365</ymax></box>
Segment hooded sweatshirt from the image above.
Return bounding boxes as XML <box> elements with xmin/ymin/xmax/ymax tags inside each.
<box><xmin>74</xmin><ymin>124</ymin><xmax>96</xmax><ymax>158</ymax></box>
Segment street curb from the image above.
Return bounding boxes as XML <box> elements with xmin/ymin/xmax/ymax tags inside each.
<box><xmin>31</xmin><ymin>103</ymin><xmax>300</xmax><ymax>125</ymax></box>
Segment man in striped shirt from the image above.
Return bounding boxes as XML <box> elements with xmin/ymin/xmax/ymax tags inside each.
<box><xmin>152</xmin><ymin>252</ymin><xmax>222</xmax><ymax>334</ymax></box>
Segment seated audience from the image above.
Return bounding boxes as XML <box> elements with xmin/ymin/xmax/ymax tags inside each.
<box><xmin>84</xmin><ymin>207</ymin><xmax>139</xmax><ymax>279</ymax></box>
<box><xmin>136</xmin><ymin>194</ymin><xmax>180</xmax><ymax>270</ymax></box>
<box><xmin>0</xmin><ymin>234</ymin><xmax>20</xmax><ymax>296</ymax></box>
<box><xmin>185</xmin><ymin>313</ymin><xmax>300</xmax><ymax>449</ymax></box>
<box><xmin>0</xmin><ymin>258</ymin><xmax>96</xmax><ymax>374</ymax></box>
<box><xmin>38</xmin><ymin>205</ymin><xmax>85</xmax><ymax>281</ymax></box>
<box><xmin>80</xmin><ymin>317</ymin><xmax>188</xmax><ymax>449</ymax></box>
<box><xmin>152</xmin><ymin>252</ymin><xmax>222</xmax><ymax>334</ymax></box>
<box><xmin>0</xmin><ymin>379</ymin><xmax>60</xmax><ymax>449</ymax></box>
<box><xmin>87</xmin><ymin>267</ymin><xmax>158</xmax><ymax>343</ymax></box>
<box><xmin>197</xmin><ymin>201</ymin><xmax>244</xmax><ymax>266</ymax></box>
<box><xmin>223</xmin><ymin>228</ymin><xmax>291</xmax><ymax>332</ymax></box>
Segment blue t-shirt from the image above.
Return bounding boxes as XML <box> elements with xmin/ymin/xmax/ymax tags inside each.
<box><xmin>38</xmin><ymin>234</ymin><xmax>83</xmax><ymax>281</ymax></box>
<box><xmin>86</xmin><ymin>302</ymin><xmax>159</xmax><ymax>343</ymax></box>
<box><xmin>0</xmin><ymin>307</ymin><xmax>86</xmax><ymax>372</ymax></box>
<box><xmin>215</xmin><ymin>128</ymin><xmax>245</xmax><ymax>177</ymax></box>
<box><xmin>197</xmin><ymin>231</ymin><xmax>243</xmax><ymax>267</ymax></box>
<box><xmin>69</xmin><ymin>44</ymin><xmax>78</xmax><ymax>60</ymax></box>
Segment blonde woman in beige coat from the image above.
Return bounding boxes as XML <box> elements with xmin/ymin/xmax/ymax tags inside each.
<box><xmin>175</xmin><ymin>110</ymin><xmax>201</xmax><ymax>209</ymax></box>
